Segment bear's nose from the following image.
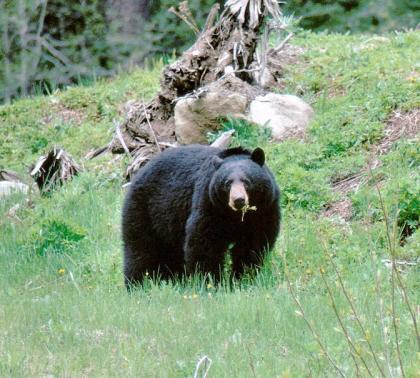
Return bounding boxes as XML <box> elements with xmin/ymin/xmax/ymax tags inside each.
<box><xmin>233</xmin><ymin>197</ymin><xmax>246</xmax><ymax>210</ymax></box>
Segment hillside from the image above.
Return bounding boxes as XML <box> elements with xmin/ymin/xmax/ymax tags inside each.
<box><xmin>1</xmin><ymin>31</ymin><xmax>419</xmax><ymax>376</ymax></box>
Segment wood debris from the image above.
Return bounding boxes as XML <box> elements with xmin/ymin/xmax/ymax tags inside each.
<box><xmin>30</xmin><ymin>147</ymin><xmax>82</xmax><ymax>193</ymax></box>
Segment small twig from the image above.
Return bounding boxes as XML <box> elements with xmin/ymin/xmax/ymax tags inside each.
<box><xmin>370</xmin><ymin>176</ymin><xmax>415</xmax><ymax>378</ymax></box>
<box><xmin>367</xmin><ymin>221</ymin><xmax>394</xmax><ymax>378</ymax></box>
<box><xmin>115</xmin><ymin>121</ymin><xmax>131</xmax><ymax>157</ymax></box>
<box><xmin>210</xmin><ymin>129</ymin><xmax>235</xmax><ymax>149</ymax></box>
<box><xmin>321</xmin><ymin>240</ymin><xmax>386</xmax><ymax>378</ymax></box>
<box><xmin>319</xmin><ymin>268</ymin><xmax>373</xmax><ymax>377</ymax></box>
<box><xmin>201</xmin><ymin>3</ymin><xmax>220</xmax><ymax>34</ymax></box>
<box><xmin>272</xmin><ymin>32</ymin><xmax>294</xmax><ymax>54</ymax></box>
<box><xmin>370</xmin><ymin>166</ymin><xmax>420</xmax><ymax>353</ymax></box>
<box><xmin>258</xmin><ymin>24</ymin><xmax>269</xmax><ymax>86</ymax></box>
<box><xmin>169</xmin><ymin>2</ymin><xmax>200</xmax><ymax>34</ymax></box>
<box><xmin>281</xmin><ymin>247</ymin><xmax>346</xmax><ymax>377</ymax></box>
<box><xmin>158</xmin><ymin>142</ymin><xmax>178</xmax><ymax>148</ymax></box>
<box><xmin>193</xmin><ymin>355</ymin><xmax>212</xmax><ymax>378</ymax></box>
<box><xmin>69</xmin><ymin>271</ymin><xmax>81</xmax><ymax>295</ymax></box>
<box><xmin>245</xmin><ymin>345</ymin><xmax>257</xmax><ymax>378</ymax></box>
<box><xmin>141</xmin><ymin>100</ymin><xmax>161</xmax><ymax>153</ymax></box>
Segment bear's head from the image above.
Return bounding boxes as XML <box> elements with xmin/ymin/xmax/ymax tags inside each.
<box><xmin>209</xmin><ymin>147</ymin><xmax>277</xmax><ymax>213</ymax></box>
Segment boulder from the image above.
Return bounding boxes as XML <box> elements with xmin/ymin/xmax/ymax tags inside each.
<box><xmin>249</xmin><ymin>94</ymin><xmax>314</xmax><ymax>141</ymax></box>
<box><xmin>175</xmin><ymin>92</ymin><xmax>247</xmax><ymax>144</ymax></box>
<box><xmin>174</xmin><ymin>75</ymin><xmax>259</xmax><ymax>144</ymax></box>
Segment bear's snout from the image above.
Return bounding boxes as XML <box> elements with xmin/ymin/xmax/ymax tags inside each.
<box><xmin>228</xmin><ymin>181</ymin><xmax>249</xmax><ymax>211</ymax></box>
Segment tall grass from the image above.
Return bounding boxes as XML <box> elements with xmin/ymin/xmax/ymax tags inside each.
<box><xmin>1</xmin><ymin>173</ymin><xmax>418</xmax><ymax>376</ymax></box>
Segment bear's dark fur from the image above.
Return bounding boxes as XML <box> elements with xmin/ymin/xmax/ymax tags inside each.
<box><xmin>122</xmin><ymin>145</ymin><xmax>280</xmax><ymax>286</ymax></box>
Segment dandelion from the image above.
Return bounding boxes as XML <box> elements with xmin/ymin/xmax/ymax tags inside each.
<box><xmin>207</xmin><ymin>283</ymin><xmax>213</xmax><ymax>289</ymax></box>
<box><xmin>58</xmin><ymin>268</ymin><xmax>65</xmax><ymax>275</ymax></box>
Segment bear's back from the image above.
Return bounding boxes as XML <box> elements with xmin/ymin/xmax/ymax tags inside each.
<box><xmin>123</xmin><ymin>145</ymin><xmax>221</xmax><ymax>246</ymax></box>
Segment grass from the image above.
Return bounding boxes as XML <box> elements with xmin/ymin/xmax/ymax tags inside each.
<box><xmin>1</xmin><ymin>30</ymin><xmax>419</xmax><ymax>376</ymax></box>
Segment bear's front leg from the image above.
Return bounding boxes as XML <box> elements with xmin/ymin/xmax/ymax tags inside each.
<box><xmin>231</xmin><ymin>210</ymin><xmax>279</xmax><ymax>278</ymax></box>
<box><xmin>231</xmin><ymin>242</ymin><xmax>266</xmax><ymax>279</ymax></box>
<box><xmin>184</xmin><ymin>211</ymin><xmax>229</xmax><ymax>281</ymax></box>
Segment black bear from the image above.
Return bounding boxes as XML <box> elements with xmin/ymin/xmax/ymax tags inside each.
<box><xmin>122</xmin><ymin>145</ymin><xmax>280</xmax><ymax>287</ymax></box>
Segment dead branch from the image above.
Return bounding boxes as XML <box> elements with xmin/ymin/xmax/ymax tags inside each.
<box><xmin>108</xmin><ymin>0</ymin><xmax>282</xmax><ymax>163</ymax></box>
<box><xmin>210</xmin><ymin>130</ymin><xmax>235</xmax><ymax>148</ymax></box>
<box><xmin>30</xmin><ymin>147</ymin><xmax>82</xmax><ymax>193</ymax></box>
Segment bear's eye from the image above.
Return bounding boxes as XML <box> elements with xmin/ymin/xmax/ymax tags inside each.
<box><xmin>242</xmin><ymin>178</ymin><xmax>251</xmax><ymax>188</ymax></box>
<box><xmin>225</xmin><ymin>179</ymin><xmax>233</xmax><ymax>189</ymax></box>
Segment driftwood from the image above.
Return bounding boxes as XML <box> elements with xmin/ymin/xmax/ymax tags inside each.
<box><xmin>106</xmin><ymin>0</ymin><xmax>282</xmax><ymax>166</ymax></box>
<box><xmin>0</xmin><ymin>169</ymin><xmax>24</xmax><ymax>183</ymax></box>
<box><xmin>30</xmin><ymin>147</ymin><xmax>82</xmax><ymax>193</ymax></box>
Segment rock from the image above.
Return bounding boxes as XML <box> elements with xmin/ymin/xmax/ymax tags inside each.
<box><xmin>175</xmin><ymin>92</ymin><xmax>247</xmax><ymax>144</ymax></box>
<box><xmin>0</xmin><ymin>181</ymin><xmax>29</xmax><ymax>198</ymax></box>
<box><xmin>248</xmin><ymin>94</ymin><xmax>314</xmax><ymax>141</ymax></box>
<box><xmin>174</xmin><ymin>76</ymin><xmax>259</xmax><ymax>144</ymax></box>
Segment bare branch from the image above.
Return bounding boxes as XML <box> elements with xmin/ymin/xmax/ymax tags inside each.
<box><xmin>367</xmin><ymin>221</ymin><xmax>394</xmax><ymax>377</ymax></box>
<box><xmin>193</xmin><ymin>355</ymin><xmax>212</xmax><ymax>378</ymax></box>
<box><xmin>141</xmin><ymin>100</ymin><xmax>161</xmax><ymax>153</ymax></box>
<box><xmin>319</xmin><ymin>268</ymin><xmax>374</xmax><ymax>377</ymax></box>
<box><xmin>321</xmin><ymin>240</ymin><xmax>386</xmax><ymax>377</ymax></box>
<box><xmin>281</xmin><ymin>247</ymin><xmax>346</xmax><ymax>377</ymax></box>
<box><xmin>115</xmin><ymin>121</ymin><xmax>132</xmax><ymax>157</ymax></box>
<box><xmin>370</xmin><ymin>166</ymin><xmax>419</xmax><ymax>369</ymax></box>
<box><xmin>30</xmin><ymin>0</ymin><xmax>49</xmax><ymax>79</ymax></box>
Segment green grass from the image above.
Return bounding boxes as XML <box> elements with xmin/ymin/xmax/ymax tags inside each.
<box><xmin>1</xmin><ymin>31</ymin><xmax>419</xmax><ymax>376</ymax></box>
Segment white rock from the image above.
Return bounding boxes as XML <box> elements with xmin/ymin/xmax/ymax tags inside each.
<box><xmin>248</xmin><ymin>93</ymin><xmax>314</xmax><ymax>141</ymax></box>
<box><xmin>0</xmin><ymin>181</ymin><xmax>29</xmax><ymax>198</ymax></box>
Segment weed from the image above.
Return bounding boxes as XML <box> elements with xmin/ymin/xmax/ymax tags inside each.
<box><xmin>32</xmin><ymin>219</ymin><xmax>86</xmax><ymax>256</ymax></box>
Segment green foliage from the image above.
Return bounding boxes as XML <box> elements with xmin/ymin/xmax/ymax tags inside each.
<box><xmin>0</xmin><ymin>0</ymin><xmax>153</xmax><ymax>103</ymax></box>
<box><xmin>352</xmin><ymin>147</ymin><xmax>420</xmax><ymax>242</ymax></box>
<box><xmin>147</xmin><ymin>0</ymin><xmax>221</xmax><ymax>55</ymax></box>
<box><xmin>210</xmin><ymin>117</ymin><xmax>272</xmax><ymax>148</ymax></box>
<box><xmin>32</xmin><ymin>219</ymin><xmax>86</xmax><ymax>256</ymax></box>
<box><xmin>0</xmin><ymin>63</ymin><xmax>161</xmax><ymax>171</ymax></box>
<box><xmin>283</xmin><ymin>0</ymin><xmax>420</xmax><ymax>33</ymax></box>
<box><xmin>1</xmin><ymin>0</ymin><xmax>419</xmax><ymax>104</ymax></box>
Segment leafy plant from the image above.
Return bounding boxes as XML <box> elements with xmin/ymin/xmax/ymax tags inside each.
<box><xmin>32</xmin><ymin>219</ymin><xmax>86</xmax><ymax>255</ymax></box>
<box><xmin>209</xmin><ymin>117</ymin><xmax>271</xmax><ymax>148</ymax></box>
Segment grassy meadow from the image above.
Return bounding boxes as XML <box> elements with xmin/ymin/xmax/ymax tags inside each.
<box><xmin>1</xmin><ymin>31</ymin><xmax>419</xmax><ymax>377</ymax></box>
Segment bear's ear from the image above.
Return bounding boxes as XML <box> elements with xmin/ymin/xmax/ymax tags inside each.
<box><xmin>212</xmin><ymin>156</ymin><xmax>223</xmax><ymax>169</ymax></box>
<box><xmin>251</xmin><ymin>147</ymin><xmax>265</xmax><ymax>166</ymax></box>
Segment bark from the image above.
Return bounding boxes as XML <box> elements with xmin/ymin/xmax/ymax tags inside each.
<box><xmin>109</xmin><ymin>1</ymin><xmax>268</xmax><ymax>154</ymax></box>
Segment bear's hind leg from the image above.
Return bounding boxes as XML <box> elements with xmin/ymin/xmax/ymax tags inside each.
<box><xmin>123</xmin><ymin>242</ymin><xmax>161</xmax><ymax>288</ymax></box>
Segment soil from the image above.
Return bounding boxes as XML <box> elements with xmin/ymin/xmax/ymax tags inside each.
<box><xmin>323</xmin><ymin>108</ymin><xmax>419</xmax><ymax>220</ymax></box>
